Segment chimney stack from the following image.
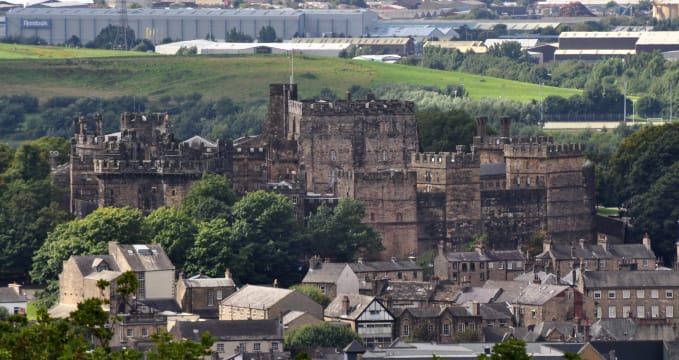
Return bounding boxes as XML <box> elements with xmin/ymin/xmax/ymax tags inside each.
<box><xmin>598</xmin><ymin>234</ymin><xmax>608</xmax><ymax>251</ymax></box>
<box><xmin>225</xmin><ymin>268</ymin><xmax>232</xmax><ymax>279</ymax></box>
<box><xmin>543</xmin><ymin>235</ymin><xmax>552</xmax><ymax>253</ymax></box>
<box><xmin>476</xmin><ymin>116</ymin><xmax>488</xmax><ymax>139</ymax></box>
<box><xmin>533</xmin><ymin>272</ymin><xmax>541</xmax><ymax>284</ymax></box>
<box><xmin>470</xmin><ymin>301</ymin><xmax>480</xmax><ymax>316</ymax></box>
<box><xmin>342</xmin><ymin>295</ymin><xmax>351</xmax><ymax>315</ymax></box>
<box><xmin>500</xmin><ymin>116</ymin><xmax>511</xmax><ymax>138</ymax></box>
<box><xmin>643</xmin><ymin>233</ymin><xmax>651</xmax><ymax>251</ymax></box>
<box><xmin>579</xmin><ymin>239</ymin><xmax>586</xmax><ymax>249</ymax></box>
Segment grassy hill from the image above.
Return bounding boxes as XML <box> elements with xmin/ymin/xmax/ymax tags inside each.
<box><xmin>0</xmin><ymin>46</ymin><xmax>580</xmax><ymax>103</ymax></box>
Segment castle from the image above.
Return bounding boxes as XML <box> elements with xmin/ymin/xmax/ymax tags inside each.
<box><xmin>68</xmin><ymin>83</ymin><xmax>595</xmax><ymax>258</ymax></box>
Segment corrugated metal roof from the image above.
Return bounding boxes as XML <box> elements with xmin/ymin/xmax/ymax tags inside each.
<box><xmin>555</xmin><ymin>49</ymin><xmax>636</xmax><ymax>55</ymax></box>
<box><xmin>637</xmin><ymin>31</ymin><xmax>679</xmax><ymax>45</ymax></box>
<box><xmin>559</xmin><ymin>31</ymin><xmax>643</xmax><ymax>38</ymax></box>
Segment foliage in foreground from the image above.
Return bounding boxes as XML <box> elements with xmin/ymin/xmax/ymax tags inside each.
<box><xmin>285</xmin><ymin>322</ymin><xmax>363</xmax><ymax>352</ymax></box>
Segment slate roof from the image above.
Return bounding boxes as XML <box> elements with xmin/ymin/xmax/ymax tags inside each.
<box><xmin>344</xmin><ymin>340</ymin><xmax>366</xmax><ymax>353</ymax></box>
<box><xmin>303</xmin><ymin>263</ymin><xmax>351</xmax><ymax>283</ymax></box>
<box><xmin>483</xmin><ymin>280</ymin><xmax>529</xmax><ymax>303</ymax></box>
<box><xmin>589</xmin><ymin>340</ymin><xmax>664</xmax><ymax>360</ymax></box>
<box><xmin>479</xmin><ymin>302</ymin><xmax>512</xmax><ymax>321</ymax></box>
<box><xmin>378</xmin><ymin>281</ymin><xmax>435</xmax><ymax>301</ymax></box>
<box><xmin>221</xmin><ymin>285</ymin><xmax>293</xmax><ymax>309</ymax></box>
<box><xmin>482</xmin><ymin>327</ymin><xmax>513</xmax><ymax>343</ymax></box>
<box><xmin>137</xmin><ymin>298</ymin><xmax>182</xmax><ymax>313</ymax></box>
<box><xmin>530</xmin><ymin>321</ymin><xmax>578</xmax><ymax>341</ymax></box>
<box><xmin>0</xmin><ymin>287</ymin><xmax>26</xmax><ymax>303</ymax></box>
<box><xmin>515</xmin><ymin>284</ymin><xmax>569</xmax><ymax>306</ymax></box>
<box><xmin>455</xmin><ymin>287</ymin><xmax>501</xmax><ymax>304</ymax></box>
<box><xmin>431</xmin><ymin>283</ymin><xmax>462</xmax><ymax>303</ymax></box>
<box><xmin>536</xmin><ymin>241</ymin><xmax>655</xmax><ymax>262</ymax></box>
<box><xmin>174</xmin><ymin>319</ymin><xmax>282</xmax><ymax>341</ymax></box>
<box><xmin>69</xmin><ymin>255</ymin><xmax>120</xmax><ymax>277</ymax></box>
<box><xmin>181</xmin><ymin>274</ymin><xmax>235</xmax><ymax>288</ymax></box>
<box><xmin>325</xmin><ymin>293</ymin><xmax>379</xmax><ymax>320</ymax></box>
<box><xmin>114</xmin><ymin>243</ymin><xmax>174</xmax><ymax>272</ymax></box>
<box><xmin>583</xmin><ymin>270</ymin><xmax>679</xmax><ymax>289</ymax></box>
<box><xmin>350</xmin><ymin>260</ymin><xmax>422</xmax><ymax>273</ymax></box>
<box><xmin>444</xmin><ymin>249</ymin><xmax>524</xmax><ymax>262</ymax></box>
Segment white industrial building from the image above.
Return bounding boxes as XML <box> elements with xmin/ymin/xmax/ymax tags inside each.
<box><xmin>154</xmin><ymin>39</ymin><xmax>351</xmax><ymax>56</ymax></box>
<box><xmin>4</xmin><ymin>7</ymin><xmax>377</xmax><ymax>45</ymax></box>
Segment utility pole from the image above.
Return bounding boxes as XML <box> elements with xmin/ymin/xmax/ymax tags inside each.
<box><xmin>623</xmin><ymin>81</ymin><xmax>627</xmax><ymax>123</ymax></box>
<box><xmin>113</xmin><ymin>0</ymin><xmax>129</xmax><ymax>50</ymax></box>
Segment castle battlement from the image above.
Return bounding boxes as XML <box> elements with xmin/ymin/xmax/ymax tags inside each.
<box><xmin>410</xmin><ymin>149</ymin><xmax>479</xmax><ymax>169</ymax></box>
<box><xmin>337</xmin><ymin>169</ymin><xmax>417</xmax><ymax>184</ymax></box>
<box><xmin>92</xmin><ymin>157</ymin><xmax>224</xmax><ymax>176</ymax></box>
<box><xmin>473</xmin><ymin>135</ymin><xmax>554</xmax><ymax>148</ymax></box>
<box><xmin>296</xmin><ymin>99</ymin><xmax>416</xmax><ymax>116</ymax></box>
<box><xmin>503</xmin><ymin>143</ymin><xmax>586</xmax><ymax>158</ymax></box>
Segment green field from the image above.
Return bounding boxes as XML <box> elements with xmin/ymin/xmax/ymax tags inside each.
<box><xmin>0</xmin><ymin>43</ymin><xmax>156</xmax><ymax>60</ymax></box>
<box><xmin>0</xmin><ymin>46</ymin><xmax>580</xmax><ymax>103</ymax></box>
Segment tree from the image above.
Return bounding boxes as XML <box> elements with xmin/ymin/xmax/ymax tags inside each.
<box><xmin>416</xmin><ymin>109</ymin><xmax>476</xmax><ymax>152</ymax></box>
<box><xmin>182</xmin><ymin>173</ymin><xmax>236</xmax><ymax>221</ymax></box>
<box><xmin>146</xmin><ymin>331</ymin><xmax>214</xmax><ymax>360</ymax></box>
<box><xmin>225</xmin><ymin>28</ymin><xmax>253</xmax><ymax>42</ymax></box>
<box><xmin>30</xmin><ymin>207</ymin><xmax>147</xmax><ymax>306</ymax></box>
<box><xmin>285</xmin><ymin>322</ymin><xmax>363</xmax><ymax>352</ymax></box>
<box><xmin>69</xmin><ymin>298</ymin><xmax>113</xmax><ymax>348</ymax></box>
<box><xmin>87</xmin><ymin>25</ymin><xmax>135</xmax><ymax>49</ymax></box>
<box><xmin>3</xmin><ymin>143</ymin><xmax>49</xmax><ymax>181</ymax></box>
<box><xmin>230</xmin><ymin>191</ymin><xmax>304</xmax><ymax>285</ymax></box>
<box><xmin>115</xmin><ymin>271</ymin><xmax>139</xmax><ymax>313</ymax></box>
<box><xmin>184</xmin><ymin>218</ymin><xmax>234</xmax><ymax>279</ymax></box>
<box><xmin>145</xmin><ymin>207</ymin><xmax>198</xmax><ymax>271</ymax></box>
<box><xmin>290</xmin><ymin>284</ymin><xmax>331</xmax><ymax>307</ymax></box>
<box><xmin>258</xmin><ymin>25</ymin><xmax>278</xmax><ymax>42</ymax></box>
<box><xmin>305</xmin><ymin>198</ymin><xmax>383</xmax><ymax>262</ymax></box>
<box><xmin>477</xmin><ymin>338</ymin><xmax>532</xmax><ymax>360</ymax></box>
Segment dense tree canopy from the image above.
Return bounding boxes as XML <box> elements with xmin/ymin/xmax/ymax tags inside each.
<box><xmin>285</xmin><ymin>322</ymin><xmax>363</xmax><ymax>352</ymax></box>
<box><xmin>305</xmin><ymin>198</ymin><xmax>383</xmax><ymax>262</ymax></box>
<box><xmin>417</xmin><ymin>109</ymin><xmax>476</xmax><ymax>152</ymax></box>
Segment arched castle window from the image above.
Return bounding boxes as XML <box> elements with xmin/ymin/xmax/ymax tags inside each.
<box><xmin>330</xmin><ymin>150</ymin><xmax>336</xmax><ymax>162</ymax></box>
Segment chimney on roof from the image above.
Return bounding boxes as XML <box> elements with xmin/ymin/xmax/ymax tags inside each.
<box><xmin>357</xmin><ymin>257</ymin><xmax>364</xmax><ymax>264</ymax></box>
<box><xmin>346</xmin><ymin>91</ymin><xmax>352</xmax><ymax>101</ymax></box>
<box><xmin>608</xmin><ymin>349</ymin><xmax>616</xmax><ymax>360</ymax></box>
<box><xmin>500</xmin><ymin>116</ymin><xmax>511</xmax><ymax>138</ymax></box>
<box><xmin>8</xmin><ymin>282</ymin><xmax>21</xmax><ymax>295</ymax></box>
<box><xmin>543</xmin><ymin>235</ymin><xmax>552</xmax><ymax>253</ymax></box>
<box><xmin>470</xmin><ymin>301</ymin><xmax>480</xmax><ymax>316</ymax></box>
<box><xmin>579</xmin><ymin>238</ymin><xmax>585</xmax><ymax>249</ymax></box>
<box><xmin>475</xmin><ymin>241</ymin><xmax>485</xmax><ymax>255</ymax></box>
<box><xmin>643</xmin><ymin>233</ymin><xmax>651</xmax><ymax>251</ymax></box>
<box><xmin>342</xmin><ymin>295</ymin><xmax>351</xmax><ymax>316</ymax></box>
<box><xmin>533</xmin><ymin>272</ymin><xmax>541</xmax><ymax>284</ymax></box>
<box><xmin>225</xmin><ymin>268</ymin><xmax>232</xmax><ymax>280</ymax></box>
<box><xmin>438</xmin><ymin>241</ymin><xmax>445</xmax><ymax>256</ymax></box>
<box><xmin>598</xmin><ymin>233</ymin><xmax>608</xmax><ymax>251</ymax></box>
<box><xmin>309</xmin><ymin>255</ymin><xmax>321</xmax><ymax>270</ymax></box>
<box><xmin>476</xmin><ymin>116</ymin><xmax>488</xmax><ymax>139</ymax></box>
<box><xmin>391</xmin><ymin>256</ymin><xmax>397</xmax><ymax>263</ymax></box>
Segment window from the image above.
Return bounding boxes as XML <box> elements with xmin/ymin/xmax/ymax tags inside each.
<box><xmin>667</xmin><ymin>305</ymin><xmax>674</xmax><ymax>318</ymax></box>
<box><xmin>427</xmin><ymin>323</ymin><xmax>434</xmax><ymax>333</ymax></box>
<box><xmin>141</xmin><ymin>328</ymin><xmax>148</xmax><ymax>337</ymax></box>
<box><xmin>403</xmin><ymin>324</ymin><xmax>410</xmax><ymax>337</ymax></box>
<box><xmin>272</xmin><ymin>342</ymin><xmax>279</xmax><ymax>351</ymax></box>
<box><xmin>622</xmin><ymin>290</ymin><xmax>630</xmax><ymax>299</ymax></box>
<box><xmin>488</xmin><ymin>262</ymin><xmax>494</xmax><ymax>270</ymax></box>
<box><xmin>397</xmin><ymin>272</ymin><xmax>403</xmax><ymax>280</ymax></box>
<box><xmin>457</xmin><ymin>322</ymin><xmax>465</xmax><ymax>333</ymax></box>
<box><xmin>126</xmin><ymin>328</ymin><xmax>133</xmax><ymax>337</ymax></box>
<box><xmin>470</xmin><ymin>263</ymin><xmax>476</xmax><ymax>272</ymax></box>
<box><xmin>217</xmin><ymin>289</ymin><xmax>223</xmax><ymax>301</ymax></box>
<box><xmin>319</xmin><ymin>285</ymin><xmax>326</xmax><ymax>294</ymax></box>
<box><xmin>594</xmin><ymin>291</ymin><xmax>602</xmax><ymax>300</ymax></box>
<box><xmin>208</xmin><ymin>289</ymin><xmax>214</xmax><ymax>306</ymax></box>
<box><xmin>453</xmin><ymin>262</ymin><xmax>458</xmax><ymax>270</ymax></box>
<box><xmin>480</xmin><ymin>262</ymin><xmax>485</xmax><ymax>269</ymax></box>
<box><xmin>531</xmin><ymin>309</ymin><xmax>536</xmax><ymax>319</ymax></box>
<box><xmin>608</xmin><ymin>306</ymin><xmax>616</xmax><ymax>319</ymax></box>
<box><xmin>253</xmin><ymin>343</ymin><xmax>261</xmax><ymax>352</ymax></box>
<box><xmin>157</xmin><ymin>328</ymin><xmax>162</xmax><ymax>335</ymax></box>
<box><xmin>217</xmin><ymin>343</ymin><xmax>225</xmax><ymax>353</ymax></box>
<box><xmin>480</xmin><ymin>273</ymin><xmax>485</xmax><ymax>281</ymax></box>
<box><xmin>292</xmin><ymin>196</ymin><xmax>298</xmax><ymax>205</ymax></box>
<box><xmin>498</xmin><ymin>262</ymin><xmax>504</xmax><ymax>270</ymax></box>
<box><xmin>651</xmin><ymin>289</ymin><xmax>659</xmax><ymax>299</ymax></box>
<box><xmin>643</xmin><ymin>259</ymin><xmax>649</xmax><ymax>267</ymax></box>
<box><xmin>461</xmin><ymin>263</ymin><xmax>468</xmax><ymax>272</ymax></box>
<box><xmin>443</xmin><ymin>324</ymin><xmax>450</xmax><ymax>336</ymax></box>
<box><xmin>136</xmin><ymin>272</ymin><xmax>146</xmax><ymax>300</ymax></box>
<box><xmin>382</xmin><ymin>150</ymin><xmax>388</xmax><ymax>162</ymax></box>
<box><xmin>668</xmin><ymin>290</ymin><xmax>674</xmax><ymax>299</ymax></box>
<box><xmin>330</xmin><ymin>150</ymin><xmax>336</xmax><ymax>161</ymax></box>
<box><xmin>599</xmin><ymin>260</ymin><xmax>606</xmax><ymax>269</ymax></box>
<box><xmin>608</xmin><ymin>290</ymin><xmax>616</xmax><ymax>299</ymax></box>
<box><xmin>516</xmin><ymin>261</ymin><xmax>522</xmax><ymax>269</ymax></box>
<box><xmin>637</xmin><ymin>306</ymin><xmax>645</xmax><ymax>318</ymax></box>
<box><xmin>652</xmin><ymin>305</ymin><xmax>659</xmax><ymax>318</ymax></box>
<box><xmin>637</xmin><ymin>290</ymin><xmax>645</xmax><ymax>299</ymax></box>
<box><xmin>370</xmin><ymin>213</ymin><xmax>375</xmax><ymax>221</ymax></box>
<box><xmin>596</xmin><ymin>306</ymin><xmax>602</xmax><ymax>319</ymax></box>
<box><xmin>239</xmin><ymin>343</ymin><xmax>246</xmax><ymax>353</ymax></box>
<box><xmin>623</xmin><ymin>306</ymin><xmax>631</xmax><ymax>318</ymax></box>
<box><xmin>396</xmin><ymin>213</ymin><xmax>403</xmax><ymax>222</ymax></box>
<box><xmin>507</xmin><ymin>262</ymin><xmax>513</xmax><ymax>270</ymax></box>
<box><xmin>452</xmin><ymin>272</ymin><xmax>457</xmax><ymax>281</ymax></box>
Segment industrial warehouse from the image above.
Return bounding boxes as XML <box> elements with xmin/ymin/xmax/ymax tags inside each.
<box><xmin>4</xmin><ymin>7</ymin><xmax>377</xmax><ymax>44</ymax></box>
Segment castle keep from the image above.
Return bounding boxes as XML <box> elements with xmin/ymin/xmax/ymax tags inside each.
<box><xmin>68</xmin><ymin>83</ymin><xmax>594</xmax><ymax>258</ymax></box>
